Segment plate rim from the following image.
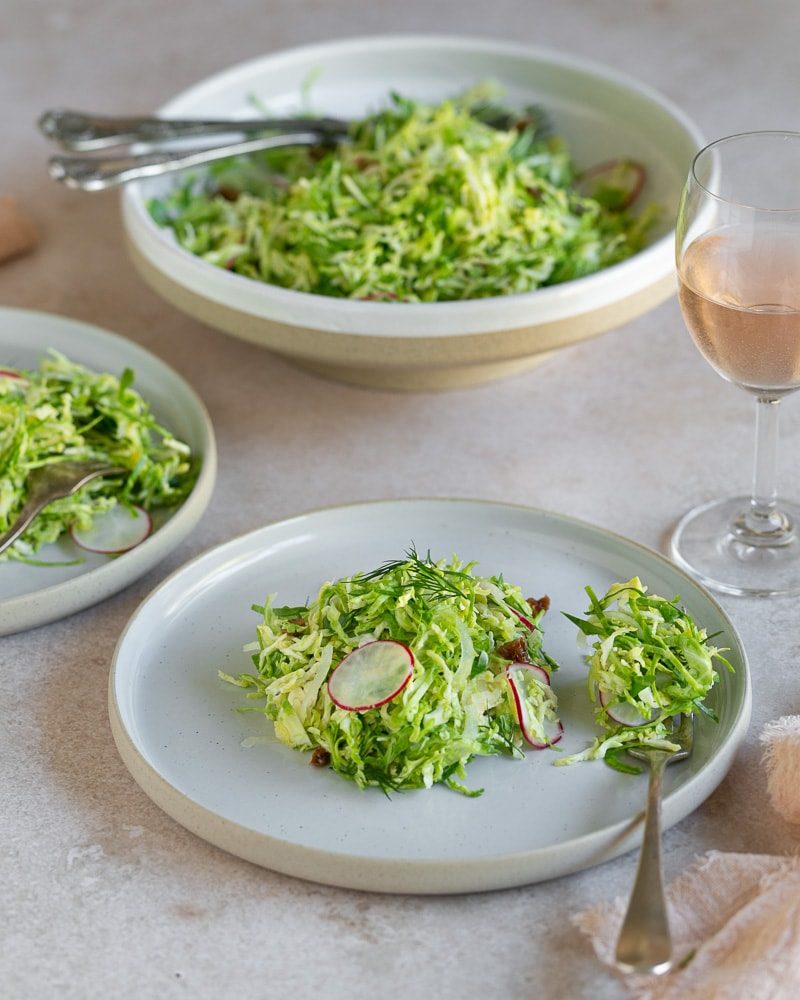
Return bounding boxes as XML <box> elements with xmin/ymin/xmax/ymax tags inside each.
<box><xmin>121</xmin><ymin>33</ymin><xmax>705</xmax><ymax>338</ymax></box>
<box><xmin>108</xmin><ymin>497</ymin><xmax>751</xmax><ymax>894</ymax></box>
<box><xmin>0</xmin><ymin>306</ymin><xmax>218</xmax><ymax>635</ymax></box>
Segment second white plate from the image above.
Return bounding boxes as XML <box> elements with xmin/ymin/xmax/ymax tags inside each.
<box><xmin>0</xmin><ymin>308</ymin><xmax>216</xmax><ymax>635</ymax></box>
<box><xmin>109</xmin><ymin>499</ymin><xmax>750</xmax><ymax>893</ymax></box>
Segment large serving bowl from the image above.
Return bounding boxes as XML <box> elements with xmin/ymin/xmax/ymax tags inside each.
<box><xmin>122</xmin><ymin>36</ymin><xmax>703</xmax><ymax>390</ymax></box>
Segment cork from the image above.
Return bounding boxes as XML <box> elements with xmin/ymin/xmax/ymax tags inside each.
<box><xmin>0</xmin><ymin>195</ymin><xmax>39</xmax><ymax>263</ymax></box>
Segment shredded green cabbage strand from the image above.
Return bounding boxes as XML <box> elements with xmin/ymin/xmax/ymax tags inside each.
<box><xmin>150</xmin><ymin>89</ymin><xmax>659</xmax><ymax>302</ymax></box>
<box><xmin>221</xmin><ymin>551</ymin><xmax>560</xmax><ymax>795</ymax></box>
<box><xmin>0</xmin><ymin>351</ymin><xmax>198</xmax><ymax>563</ymax></box>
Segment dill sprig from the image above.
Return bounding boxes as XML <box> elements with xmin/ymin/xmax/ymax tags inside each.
<box><xmin>339</xmin><ymin>547</ymin><xmax>473</xmax><ymax>634</ymax></box>
<box><xmin>360</xmin><ymin>546</ymin><xmax>470</xmax><ymax>599</ymax></box>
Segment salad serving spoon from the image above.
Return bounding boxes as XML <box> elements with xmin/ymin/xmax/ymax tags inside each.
<box><xmin>0</xmin><ymin>461</ymin><xmax>125</xmax><ymax>557</ymax></box>
<box><xmin>47</xmin><ymin>133</ymin><xmax>338</xmax><ymax>191</ymax></box>
<box><xmin>614</xmin><ymin>713</ymin><xmax>694</xmax><ymax>976</ymax></box>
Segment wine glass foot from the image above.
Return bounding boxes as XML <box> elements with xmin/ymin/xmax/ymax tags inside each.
<box><xmin>670</xmin><ymin>495</ymin><xmax>800</xmax><ymax>597</ymax></box>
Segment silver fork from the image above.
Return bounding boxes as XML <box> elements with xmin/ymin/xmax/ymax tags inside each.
<box><xmin>0</xmin><ymin>461</ymin><xmax>125</xmax><ymax>557</ymax></box>
<box><xmin>615</xmin><ymin>713</ymin><xmax>694</xmax><ymax>976</ymax></box>
<box><xmin>39</xmin><ymin>108</ymin><xmax>350</xmax><ymax>191</ymax></box>
<box><xmin>38</xmin><ymin>109</ymin><xmax>349</xmax><ymax>151</ymax></box>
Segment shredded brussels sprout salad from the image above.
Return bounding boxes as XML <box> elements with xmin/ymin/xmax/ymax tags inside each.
<box><xmin>559</xmin><ymin>578</ymin><xmax>732</xmax><ymax>772</ymax></box>
<box><xmin>149</xmin><ymin>87</ymin><xmax>659</xmax><ymax>302</ymax></box>
<box><xmin>223</xmin><ymin>563</ymin><xmax>731</xmax><ymax>795</ymax></box>
<box><xmin>221</xmin><ymin>550</ymin><xmax>561</xmax><ymax>796</ymax></box>
<box><xmin>0</xmin><ymin>351</ymin><xmax>197</xmax><ymax>563</ymax></box>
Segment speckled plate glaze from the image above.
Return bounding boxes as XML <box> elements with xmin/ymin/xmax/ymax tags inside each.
<box><xmin>0</xmin><ymin>308</ymin><xmax>216</xmax><ymax>635</ymax></box>
<box><xmin>109</xmin><ymin>499</ymin><xmax>750</xmax><ymax>894</ymax></box>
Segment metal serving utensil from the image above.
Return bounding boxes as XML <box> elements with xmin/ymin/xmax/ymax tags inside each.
<box><xmin>47</xmin><ymin>132</ymin><xmax>341</xmax><ymax>191</ymax></box>
<box><xmin>0</xmin><ymin>461</ymin><xmax>125</xmax><ymax>557</ymax></box>
<box><xmin>38</xmin><ymin>108</ymin><xmax>349</xmax><ymax>151</ymax></box>
<box><xmin>614</xmin><ymin>713</ymin><xmax>695</xmax><ymax>976</ymax></box>
<box><xmin>39</xmin><ymin>104</ymin><xmax>550</xmax><ymax>191</ymax></box>
<box><xmin>39</xmin><ymin>107</ymin><xmax>349</xmax><ymax>190</ymax></box>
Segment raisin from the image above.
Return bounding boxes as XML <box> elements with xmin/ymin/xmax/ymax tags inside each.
<box><xmin>310</xmin><ymin>747</ymin><xmax>331</xmax><ymax>768</ymax></box>
<box><xmin>216</xmin><ymin>185</ymin><xmax>240</xmax><ymax>202</ymax></box>
<box><xmin>526</xmin><ymin>595</ymin><xmax>550</xmax><ymax>616</ymax></box>
<box><xmin>496</xmin><ymin>637</ymin><xmax>529</xmax><ymax>662</ymax></box>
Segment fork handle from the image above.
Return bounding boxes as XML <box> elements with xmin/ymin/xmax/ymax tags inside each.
<box><xmin>615</xmin><ymin>754</ymin><xmax>673</xmax><ymax>975</ymax></box>
<box><xmin>48</xmin><ymin>132</ymin><xmax>333</xmax><ymax>191</ymax></box>
<box><xmin>39</xmin><ymin>109</ymin><xmax>348</xmax><ymax>151</ymax></box>
<box><xmin>0</xmin><ymin>464</ymin><xmax>123</xmax><ymax>556</ymax></box>
<box><xmin>0</xmin><ymin>491</ymin><xmax>52</xmax><ymax>557</ymax></box>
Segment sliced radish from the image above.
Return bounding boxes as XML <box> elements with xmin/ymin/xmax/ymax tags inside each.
<box><xmin>70</xmin><ymin>504</ymin><xmax>152</xmax><ymax>554</ymax></box>
<box><xmin>327</xmin><ymin>640</ymin><xmax>414</xmax><ymax>712</ymax></box>
<box><xmin>598</xmin><ymin>687</ymin><xmax>656</xmax><ymax>727</ymax></box>
<box><xmin>577</xmin><ymin>159</ymin><xmax>646</xmax><ymax>210</ymax></box>
<box><xmin>0</xmin><ymin>368</ymin><xmax>24</xmax><ymax>380</ymax></box>
<box><xmin>527</xmin><ymin>718</ymin><xmax>564</xmax><ymax>750</ymax></box>
<box><xmin>514</xmin><ymin>662</ymin><xmax>551</xmax><ymax>687</ymax></box>
<box><xmin>507</xmin><ymin>662</ymin><xmax>563</xmax><ymax>749</ymax></box>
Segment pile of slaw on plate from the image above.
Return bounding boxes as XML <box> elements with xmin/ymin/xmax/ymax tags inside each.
<box><xmin>0</xmin><ymin>351</ymin><xmax>197</xmax><ymax>563</ymax></box>
<box><xmin>560</xmin><ymin>577</ymin><xmax>732</xmax><ymax>771</ymax></box>
<box><xmin>150</xmin><ymin>88</ymin><xmax>658</xmax><ymax>303</ymax></box>
<box><xmin>222</xmin><ymin>550</ymin><xmax>561</xmax><ymax>795</ymax></box>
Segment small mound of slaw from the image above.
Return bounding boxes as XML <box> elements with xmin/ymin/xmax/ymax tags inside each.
<box><xmin>0</xmin><ymin>352</ymin><xmax>197</xmax><ymax>563</ymax></box>
<box><xmin>558</xmin><ymin>578</ymin><xmax>732</xmax><ymax>770</ymax></box>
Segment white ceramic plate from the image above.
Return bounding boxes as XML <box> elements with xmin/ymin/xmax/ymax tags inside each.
<box><xmin>0</xmin><ymin>308</ymin><xmax>216</xmax><ymax>635</ymax></box>
<box><xmin>109</xmin><ymin>499</ymin><xmax>750</xmax><ymax>894</ymax></box>
<box><xmin>121</xmin><ymin>36</ymin><xmax>704</xmax><ymax>389</ymax></box>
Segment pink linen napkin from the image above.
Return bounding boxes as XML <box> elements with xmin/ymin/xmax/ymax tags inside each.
<box><xmin>573</xmin><ymin>717</ymin><xmax>800</xmax><ymax>999</ymax></box>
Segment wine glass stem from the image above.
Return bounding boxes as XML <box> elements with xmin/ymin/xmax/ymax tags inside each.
<box><xmin>746</xmin><ymin>394</ymin><xmax>785</xmax><ymax>535</ymax></box>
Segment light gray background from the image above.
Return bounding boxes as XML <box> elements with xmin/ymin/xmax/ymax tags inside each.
<box><xmin>2</xmin><ymin>2</ymin><xmax>798</xmax><ymax>998</ymax></box>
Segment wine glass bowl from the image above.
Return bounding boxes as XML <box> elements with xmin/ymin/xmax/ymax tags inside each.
<box><xmin>671</xmin><ymin>131</ymin><xmax>800</xmax><ymax>596</ymax></box>
<box><xmin>679</xmin><ymin>230</ymin><xmax>800</xmax><ymax>395</ymax></box>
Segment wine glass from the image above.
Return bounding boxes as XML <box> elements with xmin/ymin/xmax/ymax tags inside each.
<box><xmin>671</xmin><ymin>131</ymin><xmax>800</xmax><ymax>596</ymax></box>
